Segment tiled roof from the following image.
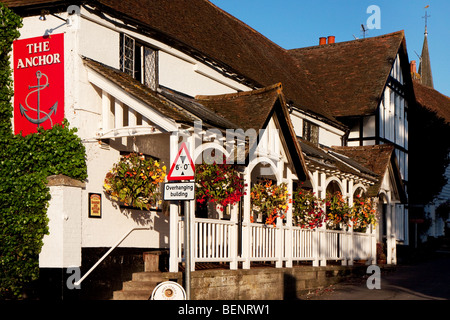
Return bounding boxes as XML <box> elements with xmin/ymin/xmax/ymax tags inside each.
<box><xmin>83</xmin><ymin>56</ymin><xmax>308</xmax><ymax>180</ymax></box>
<box><xmin>196</xmin><ymin>83</ymin><xmax>308</xmax><ymax>181</ymax></box>
<box><xmin>298</xmin><ymin>139</ymin><xmax>378</xmax><ymax>184</ymax></box>
<box><xmin>97</xmin><ymin>0</ymin><xmax>340</xmax><ymax>123</ymax></box>
<box><xmin>5</xmin><ymin>0</ymin><xmax>341</xmax><ymax>127</ymax></box>
<box><xmin>2</xmin><ymin>0</ymin><xmax>62</xmax><ymax>6</ymax></box>
<box><xmin>331</xmin><ymin>144</ymin><xmax>406</xmax><ymax>201</ymax></box>
<box><xmin>289</xmin><ymin>31</ymin><xmax>406</xmax><ymax>118</ymax></box>
<box><xmin>159</xmin><ymin>87</ymin><xmax>239</xmax><ymax>130</ymax></box>
<box><xmin>413</xmin><ymin>81</ymin><xmax>450</xmax><ymax>124</ymax></box>
<box><xmin>83</xmin><ymin>57</ymin><xmax>196</xmax><ymax>124</ymax></box>
<box><xmin>195</xmin><ymin>83</ymin><xmax>282</xmax><ymax>132</ymax></box>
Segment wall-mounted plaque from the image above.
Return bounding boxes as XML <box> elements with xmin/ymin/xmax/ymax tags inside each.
<box><xmin>89</xmin><ymin>193</ymin><xmax>102</xmax><ymax>218</ymax></box>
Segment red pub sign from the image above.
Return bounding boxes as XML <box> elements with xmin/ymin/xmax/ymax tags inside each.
<box><xmin>13</xmin><ymin>33</ymin><xmax>65</xmax><ymax>136</ymax></box>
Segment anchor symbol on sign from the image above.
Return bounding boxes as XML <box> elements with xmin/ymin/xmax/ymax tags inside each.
<box><xmin>19</xmin><ymin>70</ymin><xmax>58</xmax><ymax>127</ymax></box>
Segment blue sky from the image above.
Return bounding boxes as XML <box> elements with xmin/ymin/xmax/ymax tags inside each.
<box><xmin>210</xmin><ymin>0</ymin><xmax>450</xmax><ymax>97</ymax></box>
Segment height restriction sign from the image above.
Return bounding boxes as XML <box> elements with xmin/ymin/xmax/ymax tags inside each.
<box><xmin>167</xmin><ymin>142</ymin><xmax>195</xmax><ymax>181</ymax></box>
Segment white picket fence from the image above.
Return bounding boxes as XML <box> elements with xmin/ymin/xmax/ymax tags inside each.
<box><xmin>177</xmin><ymin>217</ymin><xmax>376</xmax><ymax>269</ymax></box>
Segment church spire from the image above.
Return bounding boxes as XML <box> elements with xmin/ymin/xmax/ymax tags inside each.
<box><xmin>418</xmin><ymin>8</ymin><xmax>434</xmax><ymax>88</ymax></box>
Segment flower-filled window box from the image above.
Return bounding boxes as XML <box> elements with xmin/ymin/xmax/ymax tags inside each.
<box><xmin>104</xmin><ymin>153</ymin><xmax>166</xmax><ymax>210</ymax></box>
<box><xmin>250</xmin><ymin>180</ymin><xmax>289</xmax><ymax>226</ymax></box>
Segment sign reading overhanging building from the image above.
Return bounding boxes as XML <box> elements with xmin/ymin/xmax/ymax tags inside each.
<box><xmin>164</xmin><ymin>143</ymin><xmax>196</xmax><ymax>201</ymax></box>
<box><xmin>13</xmin><ymin>33</ymin><xmax>65</xmax><ymax>136</ymax></box>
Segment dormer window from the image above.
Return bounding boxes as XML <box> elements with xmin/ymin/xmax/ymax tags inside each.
<box><xmin>120</xmin><ymin>34</ymin><xmax>158</xmax><ymax>91</ymax></box>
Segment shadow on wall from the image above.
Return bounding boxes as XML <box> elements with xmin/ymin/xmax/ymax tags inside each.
<box><xmin>283</xmin><ymin>273</ymin><xmax>298</xmax><ymax>300</ymax></box>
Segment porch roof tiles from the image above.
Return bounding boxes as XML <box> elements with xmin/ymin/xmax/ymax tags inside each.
<box><xmin>298</xmin><ymin>139</ymin><xmax>379</xmax><ymax>184</ymax></box>
<box><xmin>196</xmin><ymin>83</ymin><xmax>309</xmax><ymax>181</ymax></box>
<box><xmin>82</xmin><ymin>57</ymin><xmax>196</xmax><ymax>124</ymax></box>
<box><xmin>331</xmin><ymin>144</ymin><xmax>406</xmax><ymax>201</ymax></box>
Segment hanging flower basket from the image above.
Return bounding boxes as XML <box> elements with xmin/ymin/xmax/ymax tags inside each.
<box><xmin>104</xmin><ymin>153</ymin><xmax>166</xmax><ymax>210</ymax></box>
<box><xmin>250</xmin><ymin>180</ymin><xmax>289</xmax><ymax>226</ymax></box>
<box><xmin>325</xmin><ymin>191</ymin><xmax>352</xmax><ymax>229</ymax></box>
<box><xmin>351</xmin><ymin>195</ymin><xmax>377</xmax><ymax>232</ymax></box>
<box><xmin>195</xmin><ymin>157</ymin><xmax>245</xmax><ymax>210</ymax></box>
<box><xmin>293</xmin><ymin>188</ymin><xmax>325</xmax><ymax>229</ymax></box>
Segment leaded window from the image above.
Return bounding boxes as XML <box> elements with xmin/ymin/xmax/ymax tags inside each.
<box><xmin>120</xmin><ymin>34</ymin><xmax>158</xmax><ymax>91</ymax></box>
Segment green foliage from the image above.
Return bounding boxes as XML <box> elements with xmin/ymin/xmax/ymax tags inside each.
<box><xmin>0</xmin><ymin>2</ymin><xmax>22</xmax><ymax>136</ymax></box>
<box><xmin>0</xmin><ymin>3</ymin><xmax>87</xmax><ymax>299</ymax></box>
<box><xmin>15</xmin><ymin>120</ymin><xmax>88</xmax><ymax>181</ymax></box>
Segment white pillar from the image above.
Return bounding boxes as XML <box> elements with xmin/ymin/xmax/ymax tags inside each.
<box><xmin>129</xmin><ymin>107</ymin><xmax>138</xmax><ymax>127</ymax></box>
<box><xmin>101</xmin><ymin>91</ymin><xmax>111</xmax><ymax>132</ymax></box>
<box><xmin>242</xmin><ymin>167</ymin><xmax>251</xmax><ymax>269</ymax></box>
<box><xmin>169</xmin><ymin>133</ymin><xmax>179</xmax><ymax>272</ymax></box>
<box><xmin>230</xmin><ymin>204</ymin><xmax>238</xmax><ymax>270</ymax></box>
<box><xmin>319</xmin><ymin>172</ymin><xmax>327</xmax><ymax>266</ymax></box>
<box><xmin>386</xmin><ymin>202</ymin><xmax>395</xmax><ymax>265</ymax></box>
<box><xmin>114</xmin><ymin>99</ymin><xmax>124</xmax><ymax>129</ymax></box>
<box><xmin>371</xmin><ymin>224</ymin><xmax>377</xmax><ymax>265</ymax></box>
<box><xmin>40</xmin><ymin>177</ymin><xmax>84</xmax><ymax>268</ymax></box>
<box><xmin>284</xmin><ymin>167</ymin><xmax>293</xmax><ymax>268</ymax></box>
<box><xmin>187</xmin><ymin>134</ymin><xmax>196</xmax><ymax>272</ymax></box>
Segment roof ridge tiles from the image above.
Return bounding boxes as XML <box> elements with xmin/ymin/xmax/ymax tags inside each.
<box><xmin>195</xmin><ymin>83</ymin><xmax>283</xmax><ymax>101</ymax></box>
<box><xmin>289</xmin><ymin>30</ymin><xmax>405</xmax><ymax>52</ymax></box>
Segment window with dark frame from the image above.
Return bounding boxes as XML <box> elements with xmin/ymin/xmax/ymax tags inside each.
<box><xmin>302</xmin><ymin>120</ymin><xmax>319</xmax><ymax>145</ymax></box>
<box><xmin>120</xmin><ymin>33</ymin><xmax>158</xmax><ymax>91</ymax></box>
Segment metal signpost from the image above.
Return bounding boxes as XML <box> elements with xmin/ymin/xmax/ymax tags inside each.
<box><xmin>165</xmin><ymin>142</ymin><xmax>195</xmax><ymax>299</ymax></box>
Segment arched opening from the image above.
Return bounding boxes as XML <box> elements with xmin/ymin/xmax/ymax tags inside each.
<box><xmin>326</xmin><ymin>179</ymin><xmax>342</xmax><ymax>195</ymax></box>
<box><xmin>247</xmin><ymin>158</ymin><xmax>284</xmax><ymax>224</ymax></box>
<box><xmin>194</xmin><ymin>146</ymin><xmax>237</xmax><ymax>219</ymax></box>
<box><xmin>353</xmin><ymin>186</ymin><xmax>366</xmax><ymax>199</ymax></box>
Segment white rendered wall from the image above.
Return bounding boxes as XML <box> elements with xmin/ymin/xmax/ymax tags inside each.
<box><xmin>290</xmin><ymin>110</ymin><xmax>344</xmax><ymax>147</ymax></box>
<box><xmin>40</xmin><ymin>185</ymin><xmax>82</xmax><ymax>268</ymax></box>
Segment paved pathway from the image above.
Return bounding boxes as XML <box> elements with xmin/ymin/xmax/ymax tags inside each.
<box><xmin>301</xmin><ymin>256</ymin><xmax>450</xmax><ymax>300</ymax></box>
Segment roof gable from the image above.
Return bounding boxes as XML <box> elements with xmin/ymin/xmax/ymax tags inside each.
<box><xmin>196</xmin><ymin>84</ymin><xmax>308</xmax><ymax>181</ymax></box>
<box><xmin>289</xmin><ymin>31</ymin><xmax>407</xmax><ymax>117</ymax></box>
<box><xmin>331</xmin><ymin>144</ymin><xmax>406</xmax><ymax>201</ymax></box>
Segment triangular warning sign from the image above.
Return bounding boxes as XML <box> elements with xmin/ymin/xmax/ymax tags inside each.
<box><xmin>167</xmin><ymin>142</ymin><xmax>195</xmax><ymax>181</ymax></box>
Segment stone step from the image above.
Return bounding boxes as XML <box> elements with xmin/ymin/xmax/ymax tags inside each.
<box><xmin>112</xmin><ymin>272</ymin><xmax>165</xmax><ymax>300</ymax></box>
<box><xmin>122</xmin><ymin>280</ymin><xmax>160</xmax><ymax>291</ymax></box>
<box><xmin>113</xmin><ymin>289</ymin><xmax>153</xmax><ymax>300</ymax></box>
<box><xmin>112</xmin><ymin>271</ymin><xmax>182</xmax><ymax>300</ymax></box>
<box><xmin>132</xmin><ymin>271</ymin><xmax>165</xmax><ymax>282</ymax></box>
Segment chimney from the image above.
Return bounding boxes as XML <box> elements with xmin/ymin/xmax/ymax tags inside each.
<box><xmin>319</xmin><ymin>37</ymin><xmax>327</xmax><ymax>45</ymax></box>
<box><xmin>327</xmin><ymin>36</ymin><xmax>335</xmax><ymax>44</ymax></box>
<box><xmin>410</xmin><ymin>60</ymin><xmax>417</xmax><ymax>74</ymax></box>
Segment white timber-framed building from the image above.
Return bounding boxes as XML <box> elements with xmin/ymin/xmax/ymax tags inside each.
<box><xmin>4</xmin><ymin>0</ymin><xmax>427</xmax><ymax>299</ymax></box>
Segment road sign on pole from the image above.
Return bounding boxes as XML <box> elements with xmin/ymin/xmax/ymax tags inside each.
<box><xmin>167</xmin><ymin>141</ymin><xmax>195</xmax><ymax>299</ymax></box>
<box><xmin>167</xmin><ymin>142</ymin><xmax>195</xmax><ymax>181</ymax></box>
